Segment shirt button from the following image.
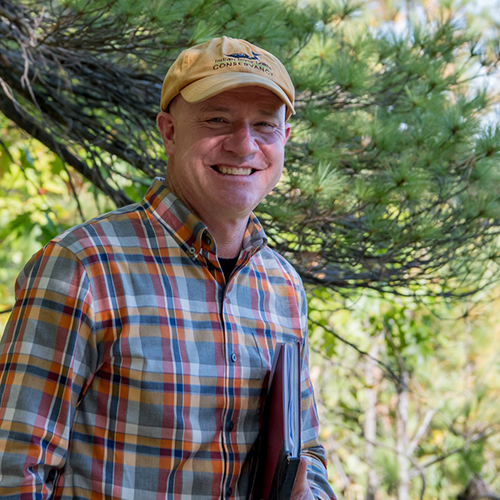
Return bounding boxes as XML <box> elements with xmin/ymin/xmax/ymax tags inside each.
<box><xmin>226</xmin><ymin>487</ymin><xmax>232</xmax><ymax>496</ymax></box>
<box><xmin>187</xmin><ymin>246</ymin><xmax>196</xmax><ymax>255</ymax></box>
<box><xmin>228</xmin><ymin>421</ymin><xmax>234</xmax><ymax>431</ymax></box>
<box><xmin>230</xmin><ymin>353</ymin><xmax>237</xmax><ymax>363</ymax></box>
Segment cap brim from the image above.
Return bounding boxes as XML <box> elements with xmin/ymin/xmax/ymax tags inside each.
<box><xmin>180</xmin><ymin>73</ymin><xmax>295</xmax><ymax>119</ymax></box>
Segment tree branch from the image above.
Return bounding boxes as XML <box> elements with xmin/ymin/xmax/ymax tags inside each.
<box><xmin>0</xmin><ymin>91</ymin><xmax>132</xmax><ymax>207</ymax></box>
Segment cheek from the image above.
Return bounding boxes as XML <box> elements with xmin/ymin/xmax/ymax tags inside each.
<box><xmin>266</xmin><ymin>159</ymin><xmax>284</xmax><ymax>191</ymax></box>
<box><xmin>273</xmin><ymin>164</ymin><xmax>284</xmax><ymax>184</ymax></box>
<box><xmin>181</xmin><ymin>137</ymin><xmax>221</xmax><ymax>162</ymax></box>
<box><xmin>266</xmin><ymin>146</ymin><xmax>285</xmax><ymax>171</ymax></box>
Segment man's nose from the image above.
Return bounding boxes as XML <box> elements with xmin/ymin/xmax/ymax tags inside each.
<box><xmin>223</xmin><ymin>124</ymin><xmax>259</xmax><ymax>156</ymax></box>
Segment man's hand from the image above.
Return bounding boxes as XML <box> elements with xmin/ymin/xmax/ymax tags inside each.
<box><xmin>290</xmin><ymin>457</ymin><xmax>315</xmax><ymax>500</ymax></box>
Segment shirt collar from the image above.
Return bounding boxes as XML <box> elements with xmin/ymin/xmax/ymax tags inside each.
<box><xmin>142</xmin><ymin>177</ymin><xmax>267</xmax><ymax>259</ymax></box>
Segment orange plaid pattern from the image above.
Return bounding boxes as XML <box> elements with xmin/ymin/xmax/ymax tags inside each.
<box><xmin>0</xmin><ymin>178</ymin><xmax>334</xmax><ymax>499</ymax></box>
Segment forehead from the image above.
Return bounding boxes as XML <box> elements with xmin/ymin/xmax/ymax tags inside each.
<box><xmin>196</xmin><ymin>86</ymin><xmax>286</xmax><ymax>116</ymax></box>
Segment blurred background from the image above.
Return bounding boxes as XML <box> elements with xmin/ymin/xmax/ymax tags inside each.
<box><xmin>1</xmin><ymin>0</ymin><xmax>500</xmax><ymax>497</ymax></box>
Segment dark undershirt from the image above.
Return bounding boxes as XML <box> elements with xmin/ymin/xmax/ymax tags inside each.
<box><xmin>219</xmin><ymin>257</ymin><xmax>238</xmax><ymax>282</ymax></box>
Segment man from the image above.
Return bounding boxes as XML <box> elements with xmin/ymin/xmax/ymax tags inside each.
<box><xmin>0</xmin><ymin>36</ymin><xmax>335</xmax><ymax>499</ymax></box>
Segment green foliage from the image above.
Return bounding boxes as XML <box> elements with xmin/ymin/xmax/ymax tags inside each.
<box><xmin>2</xmin><ymin>0</ymin><xmax>499</xmax><ymax>296</ymax></box>
<box><xmin>308</xmin><ymin>288</ymin><xmax>500</xmax><ymax>498</ymax></box>
<box><xmin>0</xmin><ymin>116</ymin><xmax>112</xmax><ymax>329</ymax></box>
<box><xmin>257</xmin><ymin>7</ymin><xmax>500</xmax><ymax>298</ymax></box>
<box><xmin>3</xmin><ymin>0</ymin><xmax>500</xmax><ymax>498</ymax></box>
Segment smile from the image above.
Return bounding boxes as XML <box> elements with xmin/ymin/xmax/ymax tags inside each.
<box><xmin>214</xmin><ymin>166</ymin><xmax>254</xmax><ymax>176</ymax></box>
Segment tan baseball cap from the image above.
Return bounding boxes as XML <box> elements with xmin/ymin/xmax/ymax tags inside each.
<box><xmin>160</xmin><ymin>36</ymin><xmax>295</xmax><ymax>119</ymax></box>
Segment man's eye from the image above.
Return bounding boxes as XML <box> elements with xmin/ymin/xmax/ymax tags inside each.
<box><xmin>257</xmin><ymin>122</ymin><xmax>276</xmax><ymax>129</ymax></box>
<box><xmin>208</xmin><ymin>117</ymin><xmax>226</xmax><ymax>123</ymax></box>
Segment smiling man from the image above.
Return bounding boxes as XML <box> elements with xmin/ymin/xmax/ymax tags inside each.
<box><xmin>157</xmin><ymin>86</ymin><xmax>289</xmax><ymax>259</ymax></box>
<box><xmin>0</xmin><ymin>37</ymin><xmax>336</xmax><ymax>499</ymax></box>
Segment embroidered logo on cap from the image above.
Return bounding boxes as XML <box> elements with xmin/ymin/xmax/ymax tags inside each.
<box><xmin>213</xmin><ymin>51</ymin><xmax>273</xmax><ymax>76</ymax></box>
<box><xmin>225</xmin><ymin>51</ymin><xmax>260</xmax><ymax>61</ymax></box>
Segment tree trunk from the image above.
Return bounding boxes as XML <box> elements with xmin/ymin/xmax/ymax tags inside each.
<box><xmin>365</xmin><ymin>340</ymin><xmax>380</xmax><ymax>500</ymax></box>
<box><xmin>396</xmin><ymin>368</ymin><xmax>410</xmax><ymax>500</ymax></box>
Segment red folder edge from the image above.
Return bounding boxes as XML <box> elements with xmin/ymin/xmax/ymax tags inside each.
<box><xmin>251</xmin><ymin>341</ymin><xmax>302</xmax><ymax>500</ymax></box>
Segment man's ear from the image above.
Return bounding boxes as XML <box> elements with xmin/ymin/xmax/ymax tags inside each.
<box><xmin>157</xmin><ymin>111</ymin><xmax>175</xmax><ymax>156</ymax></box>
<box><xmin>284</xmin><ymin>122</ymin><xmax>291</xmax><ymax>144</ymax></box>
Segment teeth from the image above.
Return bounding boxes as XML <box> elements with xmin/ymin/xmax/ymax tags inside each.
<box><xmin>218</xmin><ymin>166</ymin><xmax>253</xmax><ymax>176</ymax></box>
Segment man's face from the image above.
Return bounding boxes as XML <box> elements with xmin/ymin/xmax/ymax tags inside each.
<box><xmin>157</xmin><ymin>86</ymin><xmax>291</xmax><ymax>225</ymax></box>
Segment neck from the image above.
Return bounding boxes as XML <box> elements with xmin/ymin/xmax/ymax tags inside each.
<box><xmin>163</xmin><ymin>177</ymin><xmax>248</xmax><ymax>258</ymax></box>
<box><xmin>202</xmin><ymin>216</ymin><xmax>248</xmax><ymax>258</ymax></box>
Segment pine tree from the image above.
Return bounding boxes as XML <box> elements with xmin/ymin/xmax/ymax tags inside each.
<box><xmin>1</xmin><ymin>0</ymin><xmax>500</xmax><ymax>298</ymax></box>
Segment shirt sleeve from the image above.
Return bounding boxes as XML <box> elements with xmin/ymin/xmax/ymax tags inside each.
<box><xmin>297</xmin><ymin>284</ymin><xmax>337</xmax><ymax>500</ymax></box>
<box><xmin>0</xmin><ymin>242</ymin><xmax>97</xmax><ymax>499</ymax></box>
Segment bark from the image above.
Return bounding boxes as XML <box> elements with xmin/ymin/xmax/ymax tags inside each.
<box><xmin>457</xmin><ymin>475</ymin><xmax>500</xmax><ymax>500</ymax></box>
<box><xmin>396</xmin><ymin>366</ymin><xmax>410</xmax><ymax>500</ymax></box>
<box><xmin>364</xmin><ymin>339</ymin><xmax>380</xmax><ymax>500</ymax></box>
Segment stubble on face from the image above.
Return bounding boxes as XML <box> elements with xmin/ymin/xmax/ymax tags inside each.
<box><xmin>157</xmin><ymin>87</ymin><xmax>291</xmax><ymax>227</ymax></box>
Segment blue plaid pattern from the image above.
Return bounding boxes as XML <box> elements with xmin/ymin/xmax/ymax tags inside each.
<box><xmin>0</xmin><ymin>178</ymin><xmax>335</xmax><ymax>499</ymax></box>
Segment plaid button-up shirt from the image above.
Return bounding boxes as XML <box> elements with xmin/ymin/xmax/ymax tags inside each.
<box><xmin>0</xmin><ymin>178</ymin><xmax>334</xmax><ymax>499</ymax></box>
